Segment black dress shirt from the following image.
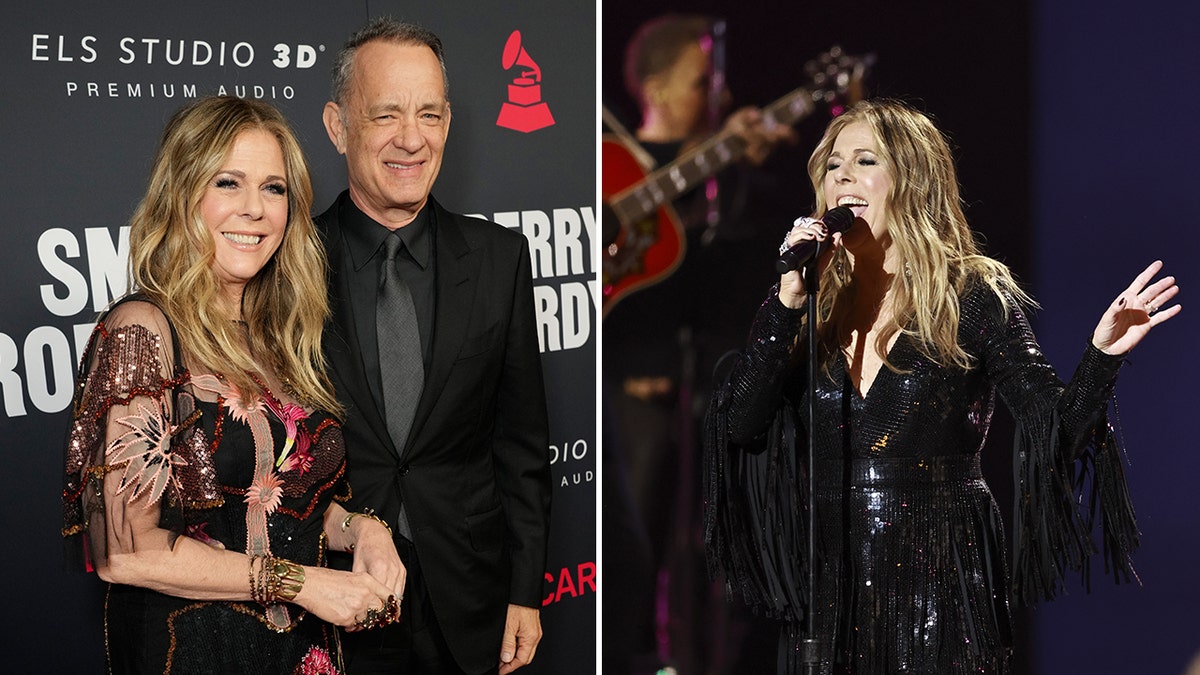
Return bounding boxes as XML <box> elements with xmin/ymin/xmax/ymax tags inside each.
<box><xmin>337</xmin><ymin>197</ymin><xmax>436</xmax><ymax>419</ymax></box>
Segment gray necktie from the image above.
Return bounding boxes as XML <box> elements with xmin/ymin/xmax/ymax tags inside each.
<box><xmin>377</xmin><ymin>233</ymin><xmax>422</xmax><ymax>539</ymax></box>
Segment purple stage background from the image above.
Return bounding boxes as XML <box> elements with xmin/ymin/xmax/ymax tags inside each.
<box><xmin>602</xmin><ymin>1</ymin><xmax>1199</xmax><ymax>673</ymax></box>
<box><xmin>1031</xmin><ymin>2</ymin><xmax>1200</xmax><ymax>673</ymax></box>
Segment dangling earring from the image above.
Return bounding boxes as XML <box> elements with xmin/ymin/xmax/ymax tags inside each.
<box><xmin>904</xmin><ymin>260</ymin><xmax>912</xmax><ymax>278</ymax></box>
<box><xmin>836</xmin><ymin>255</ymin><xmax>844</xmax><ymax>276</ymax></box>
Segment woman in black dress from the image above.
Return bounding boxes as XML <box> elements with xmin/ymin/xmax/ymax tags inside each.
<box><xmin>704</xmin><ymin>99</ymin><xmax>1180</xmax><ymax>674</ymax></box>
<box><xmin>63</xmin><ymin>96</ymin><xmax>406</xmax><ymax>674</ymax></box>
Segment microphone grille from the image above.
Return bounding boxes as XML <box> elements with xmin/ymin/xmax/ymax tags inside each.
<box><xmin>823</xmin><ymin>206</ymin><xmax>855</xmax><ymax>233</ymax></box>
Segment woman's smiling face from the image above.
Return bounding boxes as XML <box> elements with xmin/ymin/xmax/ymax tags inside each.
<box><xmin>200</xmin><ymin>128</ymin><xmax>289</xmax><ymax>306</ymax></box>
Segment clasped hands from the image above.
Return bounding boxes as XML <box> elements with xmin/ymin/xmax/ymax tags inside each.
<box><xmin>352</xmin><ymin>592</ymin><xmax>401</xmax><ymax>631</ymax></box>
<box><xmin>342</xmin><ymin>515</ymin><xmax>406</xmax><ymax>632</ymax></box>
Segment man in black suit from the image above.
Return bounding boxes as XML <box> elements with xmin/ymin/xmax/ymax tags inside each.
<box><xmin>316</xmin><ymin>18</ymin><xmax>550</xmax><ymax>675</ymax></box>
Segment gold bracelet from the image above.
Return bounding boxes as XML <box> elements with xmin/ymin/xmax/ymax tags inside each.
<box><xmin>269</xmin><ymin>557</ymin><xmax>306</xmax><ymax>603</ymax></box>
<box><xmin>341</xmin><ymin>508</ymin><xmax>393</xmax><ymax>537</ymax></box>
<box><xmin>250</xmin><ymin>555</ymin><xmax>305</xmax><ymax>604</ymax></box>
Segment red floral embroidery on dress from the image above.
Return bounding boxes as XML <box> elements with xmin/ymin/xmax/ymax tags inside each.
<box><xmin>106</xmin><ymin>399</ymin><xmax>188</xmax><ymax>506</ymax></box>
<box><xmin>264</xmin><ymin>395</ymin><xmax>310</xmax><ymax>471</ymax></box>
<box><xmin>297</xmin><ymin>645</ymin><xmax>339</xmax><ymax>675</ymax></box>
<box><xmin>244</xmin><ymin>471</ymin><xmax>285</xmax><ymax>514</ymax></box>
<box><xmin>280</xmin><ymin>430</ymin><xmax>314</xmax><ymax>474</ymax></box>
<box><xmin>277</xmin><ymin>461</ymin><xmax>346</xmax><ymax>521</ymax></box>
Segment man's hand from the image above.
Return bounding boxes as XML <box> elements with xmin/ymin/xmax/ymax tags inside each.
<box><xmin>723</xmin><ymin>106</ymin><xmax>797</xmax><ymax>166</ymax></box>
<box><xmin>498</xmin><ymin>604</ymin><xmax>542</xmax><ymax>674</ymax></box>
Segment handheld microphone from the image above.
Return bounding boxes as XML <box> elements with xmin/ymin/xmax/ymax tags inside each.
<box><xmin>775</xmin><ymin>206</ymin><xmax>855</xmax><ymax>274</ymax></box>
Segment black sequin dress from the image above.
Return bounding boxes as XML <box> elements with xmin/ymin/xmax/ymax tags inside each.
<box><xmin>63</xmin><ymin>299</ymin><xmax>348</xmax><ymax>674</ymax></box>
<box><xmin>704</xmin><ymin>281</ymin><xmax>1138</xmax><ymax>674</ymax></box>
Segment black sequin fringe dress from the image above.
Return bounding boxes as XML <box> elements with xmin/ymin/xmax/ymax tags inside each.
<box><xmin>704</xmin><ymin>281</ymin><xmax>1137</xmax><ymax>674</ymax></box>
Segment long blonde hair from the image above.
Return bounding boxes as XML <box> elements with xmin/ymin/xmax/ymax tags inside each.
<box><xmin>127</xmin><ymin>96</ymin><xmax>340</xmax><ymax>415</ymax></box>
<box><xmin>806</xmin><ymin>99</ymin><xmax>1032</xmax><ymax>371</ymax></box>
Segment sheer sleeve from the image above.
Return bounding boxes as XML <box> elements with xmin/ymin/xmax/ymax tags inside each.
<box><xmin>962</xmin><ymin>283</ymin><xmax>1137</xmax><ymax>604</ymax></box>
<box><xmin>703</xmin><ymin>290</ymin><xmax>809</xmax><ymax>620</ymax></box>
<box><xmin>62</xmin><ymin>299</ymin><xmax>186</xmax><ymax>571</ymax></box>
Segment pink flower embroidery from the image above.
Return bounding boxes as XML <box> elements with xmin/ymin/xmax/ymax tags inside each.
<box><xmin>280</xmin><ymin>430</ymin><xmax>314</xmax><ymax>475</ymax></box>
<box><xmin>243</xmin><ymin>471</ymin><xmax>284</xmax><ymax>514</ymax></box>
<box><xmin>223</xmin><ymin>384</ymin><xmax>265</xmax><ymax>424</ymax></box>
<box><xmin>264</xmin><ymin>396</ymin><xmax>310</xmax><ymax>470</ymax></box>
<box><xmin>106</xmin><ymin>399</ymin><xmax>188</xmax><ymax>506</ymax></box>
<box><xmin>298</xmin><ymin>645</ymin><xmax>339</xmax><ymax>675</ymax></box>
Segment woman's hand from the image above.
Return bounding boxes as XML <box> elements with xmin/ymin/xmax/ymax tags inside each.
<box><xmin>777</xmin><ymin>216</ymin><xmax>842</xmax><ymax>309</ymax></box>
<box><xmin>1092</xmin><ymin>260</ymin><xmax>1181</xmax><ymax>354</ymax></box>
<box><xmin>292</xmin><ymin>565</ymin><xmax>400</xmax><ymax>631</ymax></box>
<box><xmin>350</xmin><ymin>517</ymin><xmax>407</xmax><ymax>608</ymax></box>
<box><xmin>319</xmin><ymin>504</ymin><xmax>406</xmax><ymax>628</ymax></box>
<box><xmin>323</xmin><ymin>504</ymin><xmax>406</xmax><ymax>602</ymax></box>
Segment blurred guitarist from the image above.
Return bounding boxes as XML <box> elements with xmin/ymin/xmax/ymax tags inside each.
<box><xmin>602</xmin><ymin>13</ymin><xmax>796</xmax><ymax>675</ymax></box>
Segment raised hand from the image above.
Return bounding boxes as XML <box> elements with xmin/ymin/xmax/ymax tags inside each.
<box><xmin>1092</xmin><ymin>260</ymin><xmax>1181</xmax><ymax>355</ymax></box>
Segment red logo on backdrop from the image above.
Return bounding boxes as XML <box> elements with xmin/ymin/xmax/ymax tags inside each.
<box><xmin>496</xmin><ymin>30</ymin><xmax>555</xmax><ymax>133</ymax></box>
<box><xmin>543</xmin><ymin>560</ymin><xmax>595</xmax><ymax>606</ymax></box>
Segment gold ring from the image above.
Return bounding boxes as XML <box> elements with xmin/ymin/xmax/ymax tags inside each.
<box><xmin>358</xmin><ymin>606</ymin><xmax>385</xmax><ymax>630</ymax></box>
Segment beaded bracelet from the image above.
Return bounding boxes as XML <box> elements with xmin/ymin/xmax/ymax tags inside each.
<box><xmin>341</xmin><ymin>508</ymin><xmax>393</xmax><ymax>551</ymax></box>
<box><xmin>248</xmin><ymin>555</ymin><xmax>262</xmax><ymax>603</ymax></box>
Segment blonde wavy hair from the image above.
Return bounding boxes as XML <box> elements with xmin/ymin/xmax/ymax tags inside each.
<box><xmin>806</xmin><ymin>99</ymin><xmax>1032</xmax><ymax>371</ymax></box>
<box><xmin>127</xmin><ymin>95</ymin><xmax>340</xmax><ymax>415</ymax></box>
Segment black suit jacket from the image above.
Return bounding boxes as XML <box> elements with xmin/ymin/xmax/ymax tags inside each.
<box><xmin>318</xmin><ymin>192</ymin><xmax>551</xmax><ymax>673</ymax></box>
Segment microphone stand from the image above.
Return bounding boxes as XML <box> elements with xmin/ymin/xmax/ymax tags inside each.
<box><xmin>799</xmin><ymin>244</ymin><xmax>824</xmax><ymax>675</ymax></box>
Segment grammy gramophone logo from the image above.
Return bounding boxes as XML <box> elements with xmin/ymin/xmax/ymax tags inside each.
<box><xmin>495</xmin><ymin>30</ymin><xmax>555</xmax><ymax>133</ymax></box>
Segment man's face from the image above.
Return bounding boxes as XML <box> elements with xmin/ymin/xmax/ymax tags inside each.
<box><xmin>325</xmin><ymin>40</ymin><xmax>450</xmax><ymax>228</ymax></box>
<box><xmin>657</xmin><ymin>41</ymin><xmax>712</xmax><ymax>138</ymax></box>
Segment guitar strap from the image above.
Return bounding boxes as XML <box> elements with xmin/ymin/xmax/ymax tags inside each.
<box><xmin>602</xmin><ymin>106</ymin><xmax>657</xmax><ymax>172</ymax></box>
<box><xmin>702</xmin><ymin>18</ymin><xmax>727</xmax><ymax>243</ymax></box>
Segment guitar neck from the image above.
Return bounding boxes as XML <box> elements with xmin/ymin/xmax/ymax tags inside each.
<box><xmin>608</xmin><ymin>85</ymin><xmax>818</xmax><ymax>227</ymax></box>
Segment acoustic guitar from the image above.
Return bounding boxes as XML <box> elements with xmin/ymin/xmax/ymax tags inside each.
<box><xmin>601</xmin><ymin>47</ymin><xmax>871</xmax><ymax>318</ymax></box>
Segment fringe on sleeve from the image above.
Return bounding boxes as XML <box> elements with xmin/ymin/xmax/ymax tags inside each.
<box><xmin>703</xmin><ymin>379</ymin><xmax>809</xmax><ymax>623</ymax></box>
<box><xmin>1011</xmin><ymin>395</ymin><xmax>1139</xmax><ymax>605</ymax></box>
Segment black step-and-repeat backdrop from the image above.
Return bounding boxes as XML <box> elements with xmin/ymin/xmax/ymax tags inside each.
<box><xmin>0</xmin><ymin>2</ymin><xmax>595</xmax><ymax>672</ymax></box>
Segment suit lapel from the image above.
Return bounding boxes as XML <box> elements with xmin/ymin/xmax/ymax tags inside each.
<box><xmin>405</xmin><ymin>199</ymin><xmax>479</xmax><ymax>454</ymax></box>
<box><xmin>321</xmin><ymin>196</ymin><xmax>398</xmax><ymax>459</ymax></box>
